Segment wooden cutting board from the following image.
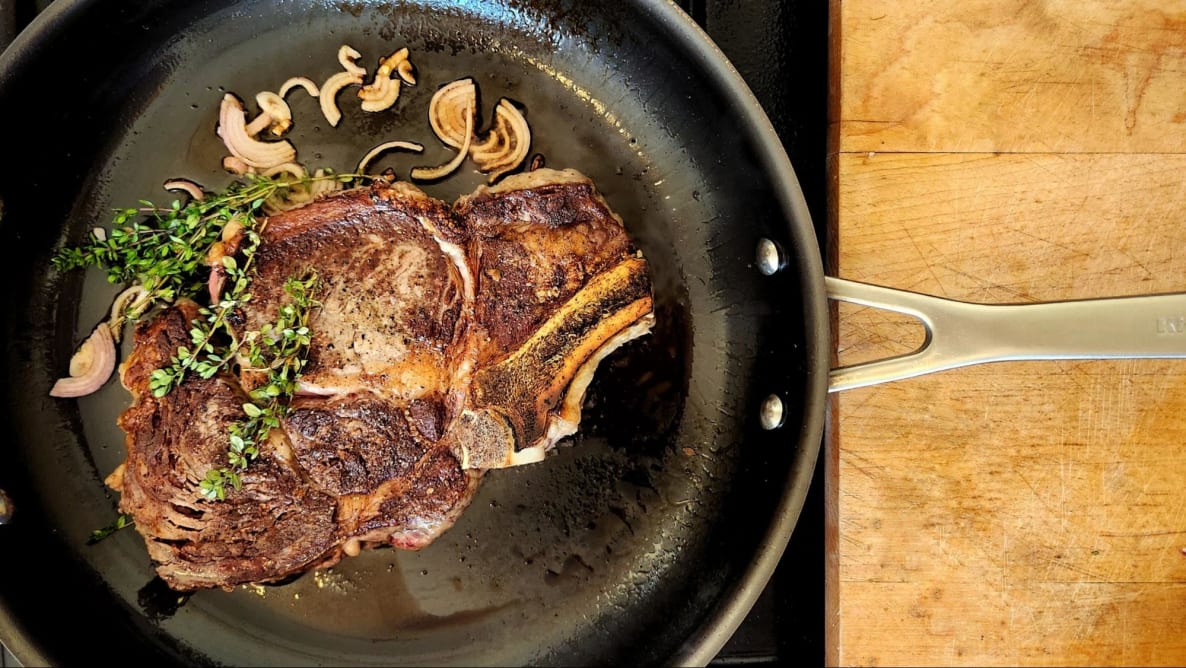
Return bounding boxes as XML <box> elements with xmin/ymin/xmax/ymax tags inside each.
<box><xmin>828</xmin><ymin>1</ymin><xmax>1186</xmax><ymax>665</ymax></box>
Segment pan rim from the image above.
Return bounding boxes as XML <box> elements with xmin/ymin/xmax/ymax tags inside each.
<box><xmin>0</xmin><ymin>0</ymin><xmax>830</xmax><ymax>664</ymax></box>
<box><xmin>631</xmin><ymin>1</ymin><xmax>828</xmax><ymax>664</ymax></box>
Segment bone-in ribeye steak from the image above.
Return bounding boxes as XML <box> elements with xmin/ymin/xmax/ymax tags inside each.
<box><xmin>108</xmin><ymin>169</ymin><xmax>654</xmax><ymax>590</ymax></box>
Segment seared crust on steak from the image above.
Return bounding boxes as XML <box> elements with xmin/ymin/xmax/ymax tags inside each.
<box><xmin>450</xmin><ymin>169</ymin><xmax>654</xmax><ymax>468</ymax></box>
<box><xmin>247</xmin><ymin>182</ymin><xmax>466</xmax><ymax>401</ymax></box>
<box><xmin>112</xmin><ymin>168</ymin><xmax>651</xmax><ymax>590</ymax></box>
<box><xmin>115</xmin><ymin>302</ymin><xmax>340</xmax><ymax>590</ymax></box>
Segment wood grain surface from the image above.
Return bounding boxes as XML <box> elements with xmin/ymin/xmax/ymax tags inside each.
<box><xmin>828</xmin><ymin>1</ymin><xmax>1186</xmax><ymax>665</ymax></box>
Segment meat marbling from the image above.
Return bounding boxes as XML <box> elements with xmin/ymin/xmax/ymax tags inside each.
<box><xmin>108</xmin><ymin>168</ymin><xmax>653</xmax><ymax>590</ymax></box>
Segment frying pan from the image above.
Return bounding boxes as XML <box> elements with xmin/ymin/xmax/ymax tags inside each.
<box><xmin>0</xmin><ymin>0</ymin><xmax>829</xmax><ymax>664</ymax></box>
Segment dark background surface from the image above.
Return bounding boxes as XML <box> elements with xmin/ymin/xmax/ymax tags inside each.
<box><xmin>0</xmin><ymin>0</ymin><xmax>827</xmax><ymax>665</ymax></box>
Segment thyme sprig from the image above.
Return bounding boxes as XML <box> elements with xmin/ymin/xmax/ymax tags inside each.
<box><xmin>53</xmin><ymin>171</ymin><xmax>356</xmax><ymax>502</ymax></box>
<box><xmin>146</xmin><ymin>226</ymin><xmax>264</xmax><ymax>398</ymax></box>
<box><xmin>52</xmin><ymin>170</ymin><xmax>364</xmax><ymax>321</ymax></box>
<box><xmin>198</xmin><ymin>273</ymin><xmax>319</xmax><ymax>501</ymax></box>
<box><xmin>88</xmin><ymin>513</ymin><xmax>134</xmax><ymax>544</ymax></box>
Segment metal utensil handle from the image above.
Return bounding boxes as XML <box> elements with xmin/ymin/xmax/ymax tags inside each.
<box><xmin>827</xmin><ymin>276</ymin><xmax>1186</xmax><ymax>392</ymax></box>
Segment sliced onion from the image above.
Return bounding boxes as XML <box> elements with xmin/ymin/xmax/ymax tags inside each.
<box><xmin>217</xmin><ymin>94</ymin><xmax>296</xmax><ymax>169</ymax></box>
<box><xmin>308</xmin><ymin>168</ymin><xmax>345</xmax><ymax>198</ymax></box>
<box><xmin>396</xmin><ymin>59</ymin><xmax>416</xmax><ymax>85</ymax></box>
<box><xmin>472</xmin><ymin>99</ymin><xmax>531</xmax><ymax>182</ymax></box>
<box><xmin>360</xmin><ymin>48</ymin><xmax>412</xmax><ymax>113</ymax></box>
<box><xmin>427</xmin><ymin>78</ymin><xmax>477</xmax><ymax>150</ymax></box>
<box><xmin>163</xmin><ymin>178</ymin><xmax>205</xmax><ymax>201</ymax></box>
<box><xmin>320</xmin><ymin>71</ymin><xmax>364</xmax><ymax>127</ymax></box>
<box><xmin>262</xmin><ymin>162</ymin><xmax>308</xmax><ymax>181</ymax></box>
<box><xmin>91</xmin><ymin>227</ymin><xmax>107</xmax><ymax>242</ymax></box>
<box><xmin>278</xmin><ymin>76</ymin><xmax>320</xmax><ymax>98</ymax></box>
<box><xmin>338</xmin><ymin>45</ymin><xmax>366</xmax><ymax>76</ymax></box>
<box><xmin>256</xmin><ymin>92</ymin><xmax>293</xmax><ymax>136</ymax></box>
<box><xmin>223</xmin><ymin>155</ymin><xmax>254</xmax><ymax>175</ymax></box>
<box><xmin>50</xmin><ymin>322</ymin><xmax>116</xmax><ymax>398</ymax></box>
<box><xmin>377</xmin><ymin>48</ymin><xmax>409</xmax><ymax>78</ymax></box>
<box><xmin>108</xmin><ymin>285</ymin><xmax>149</xmax><ymax>342</ymax></box>
<box><xmin>260</xmin><ymin>163</ymin><xmax>316</xmax><ymax>215</ymax></box>
<box><xmin>206</xmin><ymin>218</ymin><xmax>246</xmax><ymax>302</ymax></box>
<box><xmin>411</xmin><ymin>100</ymin><xmax>473</xmax><ymax>181</ymax></box>
<box><xmin>359</xmin><ymin>76</ymin><xmax>400</xmax><ymax>113</ymax></box>
<box><xmin>208</xmin><ymin>270</ymin><xmax>226</xmax><ymax>303</ymax></box>
<box><xmin>357</xmin><ymin>140</ymin><xmax>424</xmax><ymax>174</ymax></box>
<box><xmin>109</xmin><ymin>285</ymin><xmax>147</xmax><ymax>325</ymax></box>
<box><xmin>244</xmin><ymin>111</ymin><xmax>273</xmax><ymax>137</ymax></box>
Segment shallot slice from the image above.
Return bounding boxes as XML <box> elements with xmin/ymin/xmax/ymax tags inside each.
<box><xmin>50</xmin><ymin>322</ymin><xmax>116</xmax><ymax>398</ymax></box>
<box><xmin>163</xmin><ymin>178</ymin><xmax>205</xmax><ymax>201</ymax></box>
<box><xmin>217</xmin><ymin>94</ymin><xmax>296</xmax><ymax>169</ymax></box>
<box><xmin>256</xmin><ymin>92</ymin><xmax>293</xmax><ymax>136</ymax></box>
<box><xmin>338</xmin><ymin>45</ymin><xmax>366</xmax><ymax>76</ymax></box>
<box><xmin>472</xmin><ymin>99</ymin><xmax>531</xmax><ymax>182</ymax></box>
<box><xmin>359</xmin><ymin>48</ymin><xmax>413</xmax><ymax>113</ymax></box>
<box><xmin>261</xmin><ymin>162</ymin><xmax>308</xmax><ymax>181</ymax></box>
<box><xmin>207</xmin><ymin>218</ymin><xmax>246</xmax><ymax>301</ymax></box>
<box><xmin>278</xmin><ymin>76</ymin><xmax>320</xmax><ymax>98</ymax></box>
<box><xmin>427</xmin><ymin>78</ymin><xmax>477</xmax><ymax>150</ymax></box>
<box><xmin>411</xmin><ymin>99</ymin><xmax>474</xmax><ymax>181</ymax></box>
<box><xmin>308</xmin><ymin>168</ymin><xmax>345</xmax><ymax>198</ymax></box>
<box><xmin>108</xmin><ymin>284</ymin><xmax>149</xmax><ymax>342</ymax></box>
<box><xmin>222</xmin><ymin>155</ymin><xmax>254</xmax><ymax>175</ymax></box>
<box><xmin>320</xmin><ymin>71</ymin><xmax>364</xmax><ymax>127</ymax></box>
<box><xmin>357</xmin><ymin>140</ymin><xmax>424</xmax><ymax>174</ymax></box>
<box><xmin>359</xmin><ymin>76</ymin><xmax>400</xmax><ymax>113</ymax></box>
<box><xmin>396</xmin><ymin>59</ymin><xmax>416</xmax><ymax>85</ymax></box>
<box><xmin>244</xmin><ymin>111</ymin><xmax>273</xmax><ymax>137</ymax></box>
<box><xmin>258</xmin><ymin>163</ymin><xmax>319</xmax><ymax>215</ymax></box>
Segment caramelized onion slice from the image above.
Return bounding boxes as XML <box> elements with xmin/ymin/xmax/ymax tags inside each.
<box><xmin>359</xmin><ymin>48</ymin><xmax>414</xmax><ymax>113</ymax></box>
<box><xmin>472</xmin><ymin>99</ymin><xmax>531</xmax><ymax>183</ymax></box>
<box><xmin>278</xmin><ymin>76</ymin><xmax>320</xmax><ymax>98</ymax></box>
<box><xmin>411</xmin><ymin>99</ymin><xmax>474</xmax><ymax>181</ymax></box>
<box><xmin>108</xmin><ymin>285</ymin><xmax>150</xmax><ymax>342</ymax></box>
<box><xmin>320</xmin><ymin>71</ymin><xmax>364</xmax><ymax>127</ymax></box>
<box><xmin>223</xmin><ymin>155</ymin><xmax>254</xmax><ymax>175</ymax></box>
<box><xmin>217</xmin><ymin>94</ymin><xmax>296</xmax><ymax>169</ymax></box>
<box><xmin>50</xmin><ymin>322</ymin><xmax>117</xmax><ymax>398</ymax></box>
<box><xmin>256</xmin><ymin>92</ymin><xmax>293</xmax><ymax>136</ymax></box>
<box><xmin>359</xmin><ymin>77</ymin><xmax>400</xmax><ymax>113</ymax></box>
<box><xmin>308</xmin><ymin>168</ymin><xmax>346</xmax><ymax>198</ymax></box>
<box><xmin>260</xmin><ymin>163</ymin><xmax>316</xmax><ymax>215</ymax></box>
<box><xmin>396</xmin><ymin>59</ymin><xmax>416</xmax><ymax>85</ymax></box>
<box><xmin>244</xmin><ymin>111</ymin><xmax>273</xmax><ymax>138</ymax></box>
<box><xmin>338</xmin><ymin>45</ymin><xmax>366</xmax><ymax>76</ymax></box>
<box><xmin>163</xmin><ymin>178</ymin><xmax>205</xmax><ymax>201</ymax></box>
<box><xmin>427</xmin><ymin>78</ymin><xmax>477</xmax><ymax>150</ymax></box>
<box><xmin>357</xmin><ymin>140</ymin><xmax>424</xmax><ymax>174</ymax></box>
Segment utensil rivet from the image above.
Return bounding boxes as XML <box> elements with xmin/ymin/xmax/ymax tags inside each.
<box><xmin>759</xmin><ymin>394</ymin><xmax>785</xmax><ymax>430</ymax></box>
<box><xmin>756</xmin><ymin>238</ymin><xmax>783</xmax><ymax>276</ymax></box>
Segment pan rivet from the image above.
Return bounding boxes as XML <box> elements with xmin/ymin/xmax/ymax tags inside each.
<box><xmin>0</xmin><ymin>488</ymin><xmax>11</xmax><ymax>525</ymax></box>
<box><xmin>756</xmin><ymin>238</ymin><xmax>784</xmax><ymax>276</ymax></box>
<box><xmin>759</xmin><ymin>394</ymin><xmax>785</xmax><ymax>430</ymax></box>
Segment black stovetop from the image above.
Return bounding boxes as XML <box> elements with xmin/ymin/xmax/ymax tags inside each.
<box><xmin>0</xmin><ymin>2</ymin><xmax>826</xmax><ymax>665</ymax></box>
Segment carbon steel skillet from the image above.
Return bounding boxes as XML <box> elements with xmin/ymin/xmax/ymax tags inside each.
<box><xmin>0</xmin><ymin>1</ymin><xmax>828</xmax><ymax>664</ymax></box>
<box><xmin>5</xmin><ymin>1</ymin><xmax>1185</xmax><ymax>664</ymax></box>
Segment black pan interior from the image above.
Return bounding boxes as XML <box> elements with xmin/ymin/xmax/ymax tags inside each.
<box><xmin>0</xmin><ymin>0</ymin><xmax>826</xmax><ymax>664</ymax></box>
